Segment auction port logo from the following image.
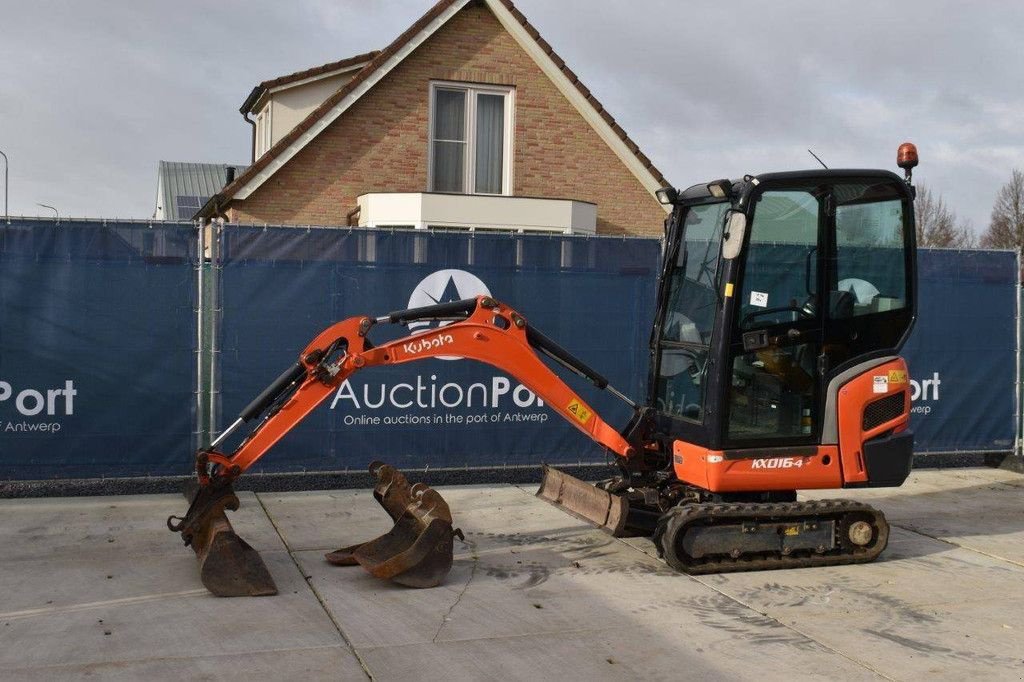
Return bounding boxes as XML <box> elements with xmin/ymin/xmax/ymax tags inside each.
<box><xmin>406</xmin><ymin>269</ymin><xmax>491</xmax><ymax>360</ymax></box>
<box><xmin>0</xmin><ymin>379</ymin><xmax>76</xmax><ymax>434</ymax></box>
<box><xmin>329</xmin><ymin>268</ymin><xmax>548</xmax><ymax>420</ymax></box>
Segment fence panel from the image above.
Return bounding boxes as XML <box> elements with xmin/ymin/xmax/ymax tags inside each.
<box><xmin>216</xmin><ymin>227</ymin><xmax>661</xmax><ymax>472</ymax></box>
<box><xmin>903</xmin><ymin>248</ymin><xmax>1019</xmax><ymax>453</ymax></box>
<box><xmin>1</xmin><ymin>221</ymin><xmax>1017</xmax><ymax>482</ymax></box>
<box><xmin>0</xmin><ymin>219</ymin><xmax>196</xmax><ymax>478</ymax></box>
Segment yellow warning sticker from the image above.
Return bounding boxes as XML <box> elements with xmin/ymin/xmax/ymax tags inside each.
<box><xmin>567</xmin><ymin>399</ymin><xmax>592</xmax><ymax>424</ymax></box>
<box><xmin>784</xmin><ymin>526</ymin><xmax>800</xmax><ymax>536</ymax></box>
<box><xmin>724</xmin><ymin>282</ymin><xmax>735</xmax><ymax>298</ymax></box>
<box><xmin>888</xmin><ymin>370</ymin><xmax>908</xmax><ymax>384</ymax></box>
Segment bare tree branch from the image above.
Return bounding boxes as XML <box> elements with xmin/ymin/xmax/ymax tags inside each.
<box><xmin>914</xmin><ymin>184</ymin><xmax>975</xmax><ymax>248</ymax></box>
<box><xmin>980</xmin><ymin>169</ymin><xmax>1024</xmax><ymax>250</ymax></box>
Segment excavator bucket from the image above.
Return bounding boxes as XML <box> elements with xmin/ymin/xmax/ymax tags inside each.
<box><xmin>325</xmin><ymin>462</ymin><xmax>461</xmax><ymax>588</ymax></box>
<box><xmin>536</xmin><ymin>464</ymin><xmax>633</xmax><ymax>537</ymax></box>
<box><xmin>171</xmin><ymin>482</ymin><xmax>278</xmax><ymax>597</ymax></box>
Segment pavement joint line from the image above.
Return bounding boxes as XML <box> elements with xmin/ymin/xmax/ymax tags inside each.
<box><xmin>0</xmin><ymin>589</ymin><xmax>209</xmax><ymax>621</ymax></box>
<box><xmin>254</xmin><ymin>491</ymin><xmax>374</xmax><ymax>681</ymax></box>
<box><xmin>512</xmin><ymin>483</ymin><xmax>896</xmax><ymax>681</ymax></box>
<box><xmin>432</xmin><ymin>538</ymin><xmax>479</xmax><ymax>643</ymax></box>
<box><xmin>890</xmin><ymin>522</ymin><xmax>1024</xmax><ymax>569</ymax></box>
<box><xmin>361</xmin><ymin>624</ymin><xmax>637</xmax><ymax>649</ymax></box>
<box><xmin>4</xmin><ymin>644</ymin><xmax>354</xmax><ymax>674</ymax></box>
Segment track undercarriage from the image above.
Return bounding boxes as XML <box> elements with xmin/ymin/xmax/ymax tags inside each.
<box><xmin>653</xmin><ymin>498</ymin><xmax>888</xmax><ymax>573</ymax></box>
<box><xmin>538</xmin><ymin>465</ymin><xmax>889</xmax><ymax>574</ymax></box>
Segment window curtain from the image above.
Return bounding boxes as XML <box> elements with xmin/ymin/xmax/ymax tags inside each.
<box><xmin>432</xmin><ymin>89</ymin><xmax>466</xmax><ymax>192</ymax></box>
<box><xmin>475</xmin><ymin>94</ymin><xmax>504</xmax><ymax>194</ymax></box>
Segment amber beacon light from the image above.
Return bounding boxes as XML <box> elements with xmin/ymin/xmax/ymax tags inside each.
<box><xmin>897</xmin><ymin>142</ymin><xmax>918</xmax><ymax>185</ymax></box>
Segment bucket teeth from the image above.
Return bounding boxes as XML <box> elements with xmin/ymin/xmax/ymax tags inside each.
<box><xmin>325</xmin><ymin>461</ymin><xmax>460</xmax><ymax>588</ymax></box>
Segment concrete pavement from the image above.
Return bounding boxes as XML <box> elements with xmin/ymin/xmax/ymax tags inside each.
<box><xmin>1</xmin><ymin>468</ymin><xmax>1022</xmax><ymax>680</ymax></box>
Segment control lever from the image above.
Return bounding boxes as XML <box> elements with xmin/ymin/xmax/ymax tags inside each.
<box><xmin>742</xmin><ymin>327</ymin><xmax>803</xmax><ymax>352</ymax></box>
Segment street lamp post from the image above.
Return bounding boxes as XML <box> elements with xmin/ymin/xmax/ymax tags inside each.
<box><xmin>36</xmin><ymin>203</ymin><xmax>58</xmax><ymax>221</ymax></box>
<box><xmin>0</xmin><ymin>150</ymin><xmax>8</xmax><ymax>220</ymax></box>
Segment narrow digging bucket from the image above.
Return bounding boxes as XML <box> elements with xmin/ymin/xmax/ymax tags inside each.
<box><xmin>171</xmin><ymin>483</ymin><xmax>278</xmax><ymax>597</ymax></box>
<box><xmin>536</xmin><ymin>464</ymin><xmax>630</xmax><ymax>536</ymax></box>
<box><xmin>325</xmin><ymin>462</ymin><xmax>460</xmax><ymax>588</ymax></box>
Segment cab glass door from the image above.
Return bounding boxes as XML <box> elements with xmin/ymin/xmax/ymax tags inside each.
<box><xmin>726</xmin><ymin>190</ymin><xmax>823</xmax><ymax>443</ymax></box>
<box><xmin>653</xmin><ymin>202</ymin><xmax>729</xmax><ymax>422</ymax></box>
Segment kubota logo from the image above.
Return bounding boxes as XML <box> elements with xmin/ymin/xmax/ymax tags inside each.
<box><xmin>407</xmin><ymin>269</ymin><xmax>491</xmax><ymax>360</ymax></box>
<box><xmin>402</xmin><ymin>334</ymin><xmax>455</xmax><ymax>355</ymax></box>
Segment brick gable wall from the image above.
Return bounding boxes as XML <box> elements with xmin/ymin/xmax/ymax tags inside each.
<box><xmin>229</xmin><ymin>3</ymin><xmax>666</xmax><ymax>236</ymax></box>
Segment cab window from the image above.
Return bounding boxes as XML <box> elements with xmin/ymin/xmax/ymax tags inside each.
<box><xmin>728</xmin><ymin>190</ymin><xmax>820</xmax><ymax>442</ymax></box>
<box><xmin>833</xmin><ymin>196</ymin><xmax>907</xmax><ymax>318</ymax></box>
<box><xmin>654</xmin><ymin>202</ymin><xmax>728</xmax><ymax>421</ymax></box>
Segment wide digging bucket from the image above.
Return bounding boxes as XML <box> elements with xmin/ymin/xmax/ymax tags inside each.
<box><xmin>536</xmin><ymin>464</ymin><xmax>631</xmax><ymax>537</ymax></box>
<box><xmin>325</xmin><ymin>462</ymin><xmax>460</xmax><ymax>588</ymax></box>
<box><xmin>170</xmin><ymin>483</ymin><xmax>278</xmax><ymax>597</ymax></box>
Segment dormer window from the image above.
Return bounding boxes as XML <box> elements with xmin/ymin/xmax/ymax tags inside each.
<box><xmin>429</xmin><ymin>82</ymin><xmax>513</xmax><ymax>195</ymax></box>
<box><xmin>255</xmin><ymin>106</ymin><xmax>272</xmax><ymax>158</ymax></box>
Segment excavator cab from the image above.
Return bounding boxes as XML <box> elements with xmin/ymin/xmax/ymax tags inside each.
<box><xmin>650</xmin><ymin>170</ymin><xmax>916</xmax><ymax>489</ymax></box>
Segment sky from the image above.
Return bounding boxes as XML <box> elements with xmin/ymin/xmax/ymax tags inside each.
<box><xmin>1</xmin><ymin>0</ymin><xmax>1021</xmax><ymax>235</ymax></box>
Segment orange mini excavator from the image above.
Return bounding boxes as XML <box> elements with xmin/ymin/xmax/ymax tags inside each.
<box><xmin>170</xmin><ymin>145</ymin><xmax>921</xmax><ymax>596</ymax></box>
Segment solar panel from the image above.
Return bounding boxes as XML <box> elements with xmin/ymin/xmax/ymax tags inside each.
<box><xmin>174</xmin><ymin>195</ymin><xmax>207</xmax><ymax>218</ymax></box>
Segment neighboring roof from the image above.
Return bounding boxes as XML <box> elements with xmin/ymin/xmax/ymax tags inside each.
<box><xmin>239</xmin><ymin>50</ymin><xmax>381</xmax><ymax>114</ymax></box>
<box><xmin>157</xmin><ymin>161</ymin><xmax>246</xmax><ymax>220</ymax></box>
<box><xmin>199</xmin><ymin>0</ymin><xmax>669</xmax><ymax>219</ymax></box>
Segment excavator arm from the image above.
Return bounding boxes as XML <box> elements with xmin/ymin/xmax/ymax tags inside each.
<box><xmin>168</xmin><ymin>296</ymin><xmax>644</xmax><ymax>596</ymax></box>
<box><xmin>198</xmin><ymin>295</ymin><xmax>636</xmax><ymax>482</ymax></box>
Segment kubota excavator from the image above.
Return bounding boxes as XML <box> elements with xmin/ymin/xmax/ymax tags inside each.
<box><xmin>170</xmin><ymin>144</ymin><xmax>921</xmax><ymax>596</ymax></box>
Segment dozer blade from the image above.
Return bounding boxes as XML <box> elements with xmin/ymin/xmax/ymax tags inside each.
<box><xmin>325</xmin><ymin>462</ymin><xmax>461</xmax><ymax>588</ymax></box>
<box><xmin>536</xmin><ymin>464</ymin><xmax>632</xmax><ymax>536</ymax></box>
<box><xmin>169</xmin><ymin>483</ymin><xmax>278</xmax><ymax>597</ymax></box>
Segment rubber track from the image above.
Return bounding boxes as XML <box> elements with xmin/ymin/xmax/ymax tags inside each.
<box><xmin>654</xmin><ymin>498</ymin><xmax>889</xmax><ymax>574</ymax></box>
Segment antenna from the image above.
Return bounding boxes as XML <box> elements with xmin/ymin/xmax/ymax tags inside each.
<box><xmin>807</xmin><ymin>149</ymin><xmax>829</xmax><ymax>169</ymax></box>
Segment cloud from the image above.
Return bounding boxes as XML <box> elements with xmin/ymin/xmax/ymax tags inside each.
<box><xmin>0</xmin><ymin>0</ymin><xmax>1020</xmax><ymax>232</ymax></box>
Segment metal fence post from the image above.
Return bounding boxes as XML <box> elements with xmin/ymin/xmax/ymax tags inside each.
<box><xmin>193</xmin><ymin>219</ymin><xmax>223</xmax><ymax>450</ymax></box>
<box><xmin>1011</xmin><ymin>249</ymin><xmax>1024</xmax><ymax>472</ymax></box>
<box><xmin>194</xmin><ymin>223</ymin><xmax>206</xmax><ymax>450</ymax></box>
<box><xmin>209</xmin><ymin>219</ymin><xmax>223</xmax><ymax>440</ymax></box>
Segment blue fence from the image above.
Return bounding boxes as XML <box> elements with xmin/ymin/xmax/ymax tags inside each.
<box><xmin>216</xmin><ymin>227</ymin><xmax>660</xmax><ymax>473</ymax></box>
<box><xmin>0</xmin><ymin>218</ymin><xmax>1019</xmax><ymax>480</ymax></box>
<box><xmin>904</xmin><ymin>249</ymin><xmax>1019</xmax><ymax>452</ymax></box>
<box><xmin>0</xmin><ymin>220</ymin><xmax>196</xmax><ymax>478</ymax></box>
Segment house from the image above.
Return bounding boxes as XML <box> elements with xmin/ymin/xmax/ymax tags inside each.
<box><xmin>154</xmin><ymin>161</ymin><xmax>246</xmax><ymax>220</ymax></box>
<box><xmin>197</xmin><ymin>0</ymin><xmax>669</xmax><ymax>237</ymax></box>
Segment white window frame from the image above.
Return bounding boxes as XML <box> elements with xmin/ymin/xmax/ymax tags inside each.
<box><xmin>427</xmin><ymin>81</ymin><xmax>514</xmax><ymax>195</ymax></box>
<box><xmin>255</xmin><ymin>105</ymin><xmax>272</xmax><ymax>158</ymax></box>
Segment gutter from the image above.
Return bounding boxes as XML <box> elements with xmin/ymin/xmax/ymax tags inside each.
<box><xmin>240</xmin><ymin>86</ymin><xmax>263</xmax><ymax>164</ymax></box>
<box><xmin>195</xmin><ymin>193</ymin><xmax>228</xmax><ymax>222</ymax></box>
